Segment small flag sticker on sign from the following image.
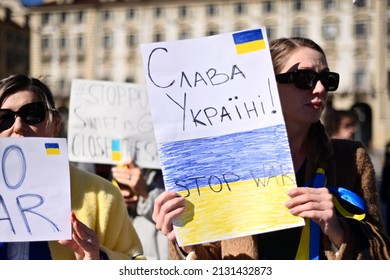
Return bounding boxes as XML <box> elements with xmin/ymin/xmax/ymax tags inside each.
<box><xmin>233</xmin><ymin>29</ymin><xmax>266</xmax><ymax>55</ymax></box>
<box><xmin>45</xmin><ymin>143</ymin><xmax>60</xmax><ymax>155</ymax></box>
<box><xmin>112</xmin><ymin>139</ymin><xmax>121</xmax><ymax>161</ymax></box>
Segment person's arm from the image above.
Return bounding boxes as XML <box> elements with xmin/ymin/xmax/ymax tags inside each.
<box><xmin>137</xmin><ymin>186</ymin><xmax>164</xmax><ymax>222</ymax></box>
<box><xmin>97</xmin><ymin>182</ymin><xmax>146</xmax><ymax>260</ymax></box>
<box><xmin>69</xmin><ymin>164</ymin><xmax>145</xmax><ymax>260</ymax></box>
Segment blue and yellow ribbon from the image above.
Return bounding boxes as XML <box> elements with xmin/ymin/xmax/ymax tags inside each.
<box><xmin>295</xmin><ymin>168</ymin><xmax>367</xmax><ymax>260</ymax></box>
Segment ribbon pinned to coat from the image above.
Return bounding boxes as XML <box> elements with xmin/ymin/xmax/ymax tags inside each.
<box><xmin>295</xmin><ymin>168</ymin><xmax>367</xmax><ymax>260</ymax></box>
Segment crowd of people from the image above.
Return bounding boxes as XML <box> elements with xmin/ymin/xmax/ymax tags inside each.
<box><xmin>1</xmin><ymin>35</ymin><xmax>390</xmax><ymax>260</ymax></box>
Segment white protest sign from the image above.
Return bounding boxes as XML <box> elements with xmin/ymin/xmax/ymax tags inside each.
<box><xmin>67</xmin><ymin>79</ymin><xmax>160</xmax><ymax>169</ymax></box>
<box><xmin>0</xmin><ymin>137</ymin><xmax>71</xmax><ymax>242</ymax></box>
<box><xmin>141</xmin><ymin>27</ymin><xmax>303</xmax><ymax>246</ymax></box>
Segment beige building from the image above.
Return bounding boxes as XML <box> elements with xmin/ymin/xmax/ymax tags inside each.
<box><xmin>23</xmin><ymin>0</ymin><xmax>390</xmax><ymax>166</ymax></box>
<box><xmin>0</xmin><ymin>1</ymin><xmax>29</xmax><ymax>78</ymax></box>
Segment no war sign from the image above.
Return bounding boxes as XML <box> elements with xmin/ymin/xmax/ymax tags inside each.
<box><xmin>0</xmin><ymin>137</ymin><xmax>71</xmax><ymax>242</ymax></box>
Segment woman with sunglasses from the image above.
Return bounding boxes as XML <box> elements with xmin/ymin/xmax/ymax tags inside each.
<box><xmin>0</xmin><ymin>74</ymin><xmax>145</xmax><ymax>260</ymax></box>
<box><xmin>152</xmin><ymin>37</ymin><xmax>390</xmax><ymax>259</ymax></box>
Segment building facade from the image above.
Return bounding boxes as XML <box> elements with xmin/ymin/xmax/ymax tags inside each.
<box><xmin>0</xmin><ymin>2</ymin><xmax>29</xmax><ymax>78</ymax></box>
<box><xmin>20</xmin><ymin>0</ymin><xmax>390</xmax><ymax>160</ymax></box>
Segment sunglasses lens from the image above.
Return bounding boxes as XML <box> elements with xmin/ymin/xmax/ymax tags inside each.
<box><xmin>295</xmin><ymin>71</ymin><xmax>317</xmax><ymax>90</ymax></box>
<box><xmin>323</xmin><ymin>73</ymin><xmax>339</xmax><ymax>91</ymax></box>
<box><xmin>19</xmin><ymin>102</ymin><xmax>47</xmax><ymax>125</ymax></box>
<box><xmin>0</xmin><ymin>111</ymin><xmax>16</xmax><ymax>131</ymax></box>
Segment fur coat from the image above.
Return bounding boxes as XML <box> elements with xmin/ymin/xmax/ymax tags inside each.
<box><xmin>169</xmin><ymin>139</ymin><xmax>390</xmax><ymax>260</ymax></box>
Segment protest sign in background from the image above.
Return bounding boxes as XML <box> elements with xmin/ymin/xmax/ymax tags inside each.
<box><xmin>141</xmin><ymin>27</ymin><xmax>304</xmax><ymax>246</ymax></box>
<box><xmin>67</xmin><ymin>79</ymin><xmax>160</xmax><ymax>169</ymax></box>
<box><xmin>0</xmin><ymin>137</ymin><xmax>71</xmax><ymax>242</ymax></box>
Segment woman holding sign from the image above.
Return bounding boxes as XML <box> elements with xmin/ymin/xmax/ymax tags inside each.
<box><xmin>152</xmin><ymin>37</ymin><xmax>390</xmax><ymax>259</ymax></box>
<box><xmin>0</xmin><ymin>74</ymin><xmax>145</xmax><ymax>260</ymax></box>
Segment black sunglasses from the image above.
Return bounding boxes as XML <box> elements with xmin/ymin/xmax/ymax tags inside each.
<box><xmin>0</xmin><ymin>102</ymin><xmax>48</xmax><ymax>131</ymax></box>
<box><xmin>275</xmin><ymin>69</ymin><xmax>340</xmax><ymax>91</ymax></box>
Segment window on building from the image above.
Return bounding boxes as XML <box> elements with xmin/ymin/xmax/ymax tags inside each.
<box><xmin>266</xmin><ymin>26</ymin><xmax>276</xmax><ymax>41</ymax></box>
<box><xmin>127</xmin><ymin>33</ymin><xmax>138</xmax><ymax>47</ymax></box>
<box><xmin>387</xmin><ymin>20</ymin><xmax>390</xmax><ymax>35</ymax></box>
<box><xmin>353</xmin><ymin>0</ymin><xmax>366</xmax><ymax>8</ymax></box>
<box><xmin>76</xmin><ymin>34</ymin><xmax>85</xmax><ymax>49</ymax></box>
<box><xmin>323</xmin><ymin>0</ymin><xmax>336</xmax><ymax>10</ymax></box>
<box><xmin>292</xmin><ymin>25</ymin><xmax>306</xmax><ymax>37</ymax></box>
<box><xmin>41</xmin><ymin>36</ymin><xmax>51</xmax><ymax>51</ymax></box>
<box><xmin>154</xmin><ymin>7</ymin><xmax>164</xmax><ymax>18</ymax></box>
<box><xmin>179</xmin><ymin>29</ymin><xmax>191</xmax><ymax>40</ymax></box>
<box><xmin>322</xmin><ymin>23</ymin><xmax>338</xmax><ymax>40</ymax></box>
<box><xmin>178</xmin><ymin>6</ymin><xmax>187</xmax><ymax>18</ymax></box>
<box><xmin>41</xmin><ymin>13</ymin><xmax>50</xmax><ymax>25</ymax></box>
<box><xmin>153</xmin><ymin>32</ymin><xmax>164</xmax><ymax>42</ymax></box>
<box><xmin>59</xmin><ymin>79</ymin><xmax>66</xmax><ymax>91</ymax></box>
<box><xmin>234</xmin><ymin>3</ymin><xmax>246</xmax><ymax>15</ymax></box>
<box><xmin>126</xmin><ymin>8</ymin><xmax>136</xmax><ymax>20</ymax></box>
<box><xmin>263</xmin><ymin>1</ymin><xmax>275</xmax><ymax>13</ymax></box>
<box><xmin>103</xmin><ymin>34</ymin><xmax>113</xmax><ymax>49</ymax></box>
<box><xmin>293</xmin><ymin>0</ymin><xmax>304</xmax><ymax>11</ymax></box>
<box><xmin>101</xmin><ymin>10</ymin><xmax>112</xmax><ymax>21</ymax></box>
<box><xmin>59</xmin><ymin>12</ymin><xmax>68</xmax><ymax>23</ymax></box>
<box><xmin>355</xmin><ymin>70</ymin><xmax>367</xmax><ymax>92</ymax></box>
<box><xmin>354</xmin><ymin>22</ymin><xmax>368</xmax><ymax>38</ymax></box>
<box><xmin>206</xmin><ymin>4</ymin><xmax>218</xmax><ymax>16</ymax></box>
<box><xmin>6</xmin><ymin>32</ymin><xmax>14</xmax><ymax>44</ymax></box>
<box><xmin>75</xmin><ymin>11</ymin><xmax>85</xmax><ymax>24</ymax></box>
<box><xmin>387</xmin><ymin>71</ymin><xmax>390</xmax><ymax>92</ymax></box>
<box><xmin>59</xmin><ymin>36</ymin><xmax>67</xmax><ymax>49</ymax></box>
<box><xmin>206</xmin><ymin>26</ymin><xmax>219</xmax><ymax>36</ymax></box>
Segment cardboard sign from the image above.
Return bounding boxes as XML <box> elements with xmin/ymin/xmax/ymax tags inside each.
<box><xmin>141</xmin><ymin>27</ymin><xmax>304</xmax><ymax>246</ymax></box>
<box><xmin>67</xmin><ymin>79</ymin><xmax>160</xmax><ymax>169</ymax></box>
<box><xmin>0</xmin><ymin>137</ymin><xmax>71</xmax><ymax>242</ymax></box>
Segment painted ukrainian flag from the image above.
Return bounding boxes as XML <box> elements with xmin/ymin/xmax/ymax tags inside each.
<box><xmin>45</xmin><ymin>143</ymin><xmax>60</xmax><ymax>155</ymax></box>
<box><xmin>233</xmin><ymin>29</ymin><xmax>266</xmax><ymax>54</ymax></box>
<box><xmin>111</xmin><ymin>139</ymin><xmax>121</xmax><ymax>161</ymax></box>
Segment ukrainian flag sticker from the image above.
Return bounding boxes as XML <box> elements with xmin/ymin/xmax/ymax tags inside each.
<box><xmin>45</xmin><ymin>143</ymin><xmax>60</xmax><ymax>155</ymax></box>
<box><xmin>233</xmin><ymin>29</ymin><xmax>266</xmax><ymax>55</ymax></box>
<box><xmin>111</xmin><ymin>139</ymin><xmax>121</xmax><ymax>161</ymax></box>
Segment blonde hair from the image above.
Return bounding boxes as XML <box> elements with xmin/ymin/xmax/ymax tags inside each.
<box><xmin>269</xmin><ymin>37</ymin><xmax>327</xmax><ymax>74</ymax></box>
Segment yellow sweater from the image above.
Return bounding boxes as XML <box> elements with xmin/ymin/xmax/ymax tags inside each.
<box><xmin>48</xmin><ymin>164</ymin><xmax>145</xmax><ymax>260</ymax></box>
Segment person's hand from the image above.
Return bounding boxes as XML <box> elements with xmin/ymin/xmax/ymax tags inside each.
<box><xmin>153</xmin><ymin>190</ymin><xmax>195</xmax><ymax>254</ymax></box>
<box><xmin>58</xmin><ymin>212</ymin><xmax>100</xmax><ymax>260</ymax></box>
<box><xmin>120</xmin><ymin>188</ymin><xmax>139</xmax><ymax>209</ymax></box>
<box><xmin>111</xmin><ymin>160</ymin><xmax>148</xmax><ymax>199</ymax></box>
<box><xmin>285</xmin><ymin>187</ymin><xmax>345</xmax><ymax>247</ymax></box>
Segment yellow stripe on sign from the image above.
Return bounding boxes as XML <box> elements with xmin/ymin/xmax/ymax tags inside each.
<box><xmin>235</xmin><ymin>40</ymin><xmax>266</xmax><ymax>54</ymax></box>
<box><xmin>174</xmin><ymin>174</ymin><xmax>303</xmax><ymax>246</ymax></box>
<box><xmin>112</xmin><ymin>151</ymin><xmax>121</xmax><ymax>161</ymax></box>
<box><xmin>46</xmin><ymin>148</ymin><xmax>60</xmax><ymax>155</ymax></box>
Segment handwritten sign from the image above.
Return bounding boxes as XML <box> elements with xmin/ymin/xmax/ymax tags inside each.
<box><xmin>141</xmin><ymin>27</ymin><xmax>304</xmax><ymax>246</ymax></box>
<box><xmin>0</xmin><ymin>137</ymin><xmax>71</xmax><ymax>242</ymax></box>
<box><xmin>67</xmin><ymin>79</ymin><xmax>160</xmax><ymax>169</ymax></box>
